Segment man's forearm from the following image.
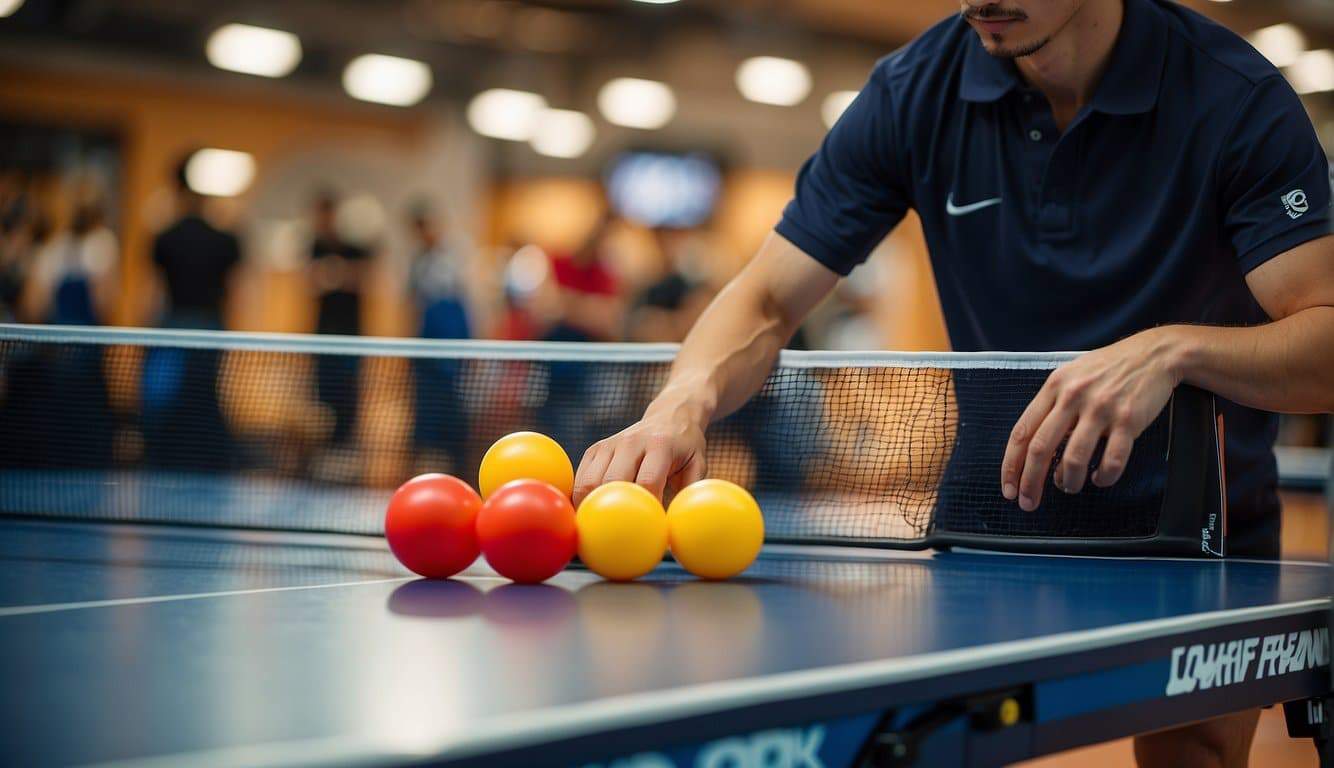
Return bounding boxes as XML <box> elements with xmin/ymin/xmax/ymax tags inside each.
<box><xmin>1162</xmin><ymin>305</ymin><xmax>1334</xmax><ymax>413</ymax></box>
<box><xmin>643</xmin><ymin>232</ymin><xmax>840</xmax><ymax>432</ymax></box>
<box><xmin>650</xmin><ymin>277</ymin><xmax>793</xmax><ymax>428</ymax></box>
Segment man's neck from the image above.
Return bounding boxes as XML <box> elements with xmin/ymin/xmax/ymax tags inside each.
<box><xmin>1015</xmin><ymin>0</ymin><xmax>1123</xmax><ymax>130</ymax></box>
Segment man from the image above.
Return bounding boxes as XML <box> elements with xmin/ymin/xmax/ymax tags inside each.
<box><xmin>307</xmin><ymin>190</ymin><xmax>369</xmax><ymax>448</ymax></box>
<box><xmin>539</xmin><ymin>214</ymin><xmax>628</xmax><ymax>452</ymax></box>
<box><xmin>545</xmin><ymin>212</ymin><xmax>624</xmax><ymax>345</ymax></box>
<box><xmin>574</xmin><ymin>0</ymin><xmax>1333</xmax><ymax>764</ymax></box>
<box><xmin>626</xmin><ymin>227</ymin><xmax>710</xmax><ymax>344</ymax></box>
<box><xmin>145</xmin><ymin>155</ymin><xmax>242</xmax><ymax>469</ymax></box>
<box><xmin>152</xmin><ymin>156</ymin><xmax>241</xmax><ymax>330</ymax></box>
<box><xmin>405</xmin><ymin>202</ymin><xmax>472</xmax><ymax>474</ymax></box>
<box><xmin>24</xmin><ymin>201</ymin><xmax>117</xmax><ymax>327</ymax></box>
<box><xmin>12</xmin><ymin>201</ymin><xmax>118</xmax><ymax>469</ymax></box>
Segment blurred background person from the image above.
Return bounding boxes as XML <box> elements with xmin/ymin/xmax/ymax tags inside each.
<box><xmin>468</xmin><ymin>240</ymin><xmax>555</xmax><ymax>442</ymax></box>
<box><xmin>11</xmin><ymin>196</ymin><xmax>116</xmax><ymax>468</ymax></box>
<box><xmin>544</xmin><ymin>212</ymin><xmax>625</xmax><ymax>344</ymax></box>
<box><xmin>406</xmin><ymin>200</ymin><xmax>472</xmax><ymax>474</ymax></box>
<box><xmin>495</xmin><ymin>240</ymin><xmax>552</xmax><ymax>342</ymax></box>
<box><xmin>141</xmin><ymin>154</ymin><xmax>241</xmax><ymax>470</ymax></box>
<box><xmin>0</xmin><ymin>177</ymin><xmax>34</xmax><ymax>322</ymax></box>
<box><xmin>307</xmin><ymin>189</ymin><xmax>368</xmax><ymax>461</ymax></box>
<box><xmin>151</xmin><ymin>154</ymin><xmax>240</xmax><ymax>331</ymax></box>
<box><xmin>408</xmin><ymin>201</ymin><xmax>471</xmax><ymax>343</ymax></box>
<box><xmin>625</xmin><ymin>227</ymin><xmax>712</xmax><ymax>344</ymax></box>
<box><xmin>538</xmin><ymin>213</ymin><xmax>628</xmax><ymax>454</ymax></box>
<box><xmin>22</xmin><ymin>197</ymin><xmax>116</xmax><ymax>326</ymax></box>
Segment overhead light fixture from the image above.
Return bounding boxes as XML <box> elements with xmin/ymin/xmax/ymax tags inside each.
<box><xmin>343</xmin><ymin>54</ymin><xmax>433</xmax><ymax>107</ymax></box>
<box><xmin>629</xmin><ymin>0</ymin><xmax>680</xmax><ymax>4</ymax></box>
<box><xmin>1288</xmin><ymin>49</ymin><xmax>1334</xmax><ymax>94</ymax></box>
<box><xmin>1247</xmin><ymin>23</ymin><xmax>1306</xmax><ymax>68</ymax></box>
<box><xmin>467</xmin><ymin>88</ymin><xmax>548</xmax><ymax>141</ymax></box>
<box><xmin>184</xmin><ymin>149</ymin><xmax>256</xmax><ymax>197</ymax></box>
<box><xmin>0</xmin><ymin>0</ymin><xmax>26</xmax><ymax>18</ymax></box>
<box><xmin>530</xmin><ymin>108</ymin><xmax>595</xmax><ymax>158</ymax></box>
<box><xmin>821</xmin><ymin>90</ymin><xmax>858</xmax><ymax>128</ymax></box>
<box><xmin>206</xmin><ymin>24</ymin><xmax>302</xmax><ymax>78</ymax></box>
<box><xmin>597</xmin><ymin>78</ymin><xmax>676</xmax><ymax>130</ymax></box>
<box><xmin>736</xmin><ymin>56</ymin><xmax>812</xmax><ymax>107</ymax></box>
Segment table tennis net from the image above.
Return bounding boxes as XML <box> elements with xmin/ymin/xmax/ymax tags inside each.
<box><xmin>0</xmin><ymin>326</ymin><xmax>1185</xmax><ymax>549</ymax></box>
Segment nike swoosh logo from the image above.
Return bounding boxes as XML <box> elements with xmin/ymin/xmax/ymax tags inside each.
<box><xmin>946</xmin><ymin>193</ymin><xmax>1002</xmax><ymax>216</ymax></box>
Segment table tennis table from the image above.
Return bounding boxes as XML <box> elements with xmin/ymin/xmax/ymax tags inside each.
<box><xmin>3</xmin><ymin>484</ymin><xmax>1331</xmax><ymax>768</ymax></box>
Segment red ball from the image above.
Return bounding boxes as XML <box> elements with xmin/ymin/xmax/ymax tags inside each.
<box><xmin>476</xmin><ymin>479</ymin><xmax>578</xmax><ymax>584</ymax></box>
<box><xmin>385</xmin><ymin>474</ymin><xmax>483</xmax><ymax>579</ymax></box>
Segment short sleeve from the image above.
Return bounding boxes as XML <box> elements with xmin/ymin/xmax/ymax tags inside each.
<box><xmin>775</xmin><ymin>66</ymin><xmax>912</xmax><ymax>276</ymax></box>
<box><xmin>1219</xmin><ymin>76</ymin><xmax>1332</xmax><ymax>274</ymax></box>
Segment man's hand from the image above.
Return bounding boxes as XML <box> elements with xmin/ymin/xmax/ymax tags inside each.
<box><xmin>573</xmin><ymin>390</ymin><xmax>709</xmax><ymax>506</ymax></box>
<box><xmin>1001</xmin><ymin>328</ymin><xmax>1184</xmax><ymax>512</ymax></box>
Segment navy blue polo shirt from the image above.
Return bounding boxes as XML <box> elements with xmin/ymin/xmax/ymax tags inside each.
<box><xmin>777</xmin><ymin>0</ymin><xmax>1332</xmax><ymax>557</ymax></box>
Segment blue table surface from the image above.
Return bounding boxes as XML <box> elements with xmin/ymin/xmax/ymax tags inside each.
<box><xmin>0</xmin><ymin>514</ymin><xmax>1328</xmax><ymax>767</ymax></box>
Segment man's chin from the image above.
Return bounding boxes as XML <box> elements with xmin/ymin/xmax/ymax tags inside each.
<box><xmin>977</xmin><ymin>34</ymin><xmax>1050</xmax><ymax>59</ymax></box>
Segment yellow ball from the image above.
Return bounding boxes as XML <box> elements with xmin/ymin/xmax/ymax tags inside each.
<box><xmin>576</xmin><ymin>481</ymin><xmax>668</xmax><ymax>582</ymax></box>
<box><xmin>479</xmin><ymin>431</ymin><xmax>574</xmax><ymax>499</ymax></box>
<box><xmin>666</xmin><ymin>479</ymin><xmax>764</xmax><ymax>580</ymax></box>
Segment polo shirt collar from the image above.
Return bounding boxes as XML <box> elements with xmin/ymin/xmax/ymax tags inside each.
<box><xmin>958</xmin><ymin>33</ymin><xmax>1022</xmax><ymax>103</ymax></box>
<box><xmin>1089</xmin><ymin>0</ymin><xmax>1167</xmax><ymax>115</ymax></box>
<box><xmin>957</xmin><ymin>0</ymin><xmax>1166</xmax><ymax>114</ymax></box>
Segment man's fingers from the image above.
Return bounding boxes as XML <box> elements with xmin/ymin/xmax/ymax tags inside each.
<box><xmin>603</xmin><ymin>442</ymin><xmax>646</xmax><ymax>485</ymax></box>
<box><xmin>1058</xmin><ymin>415</ymin><xmax>1107</xmax><ymax>495</ymax></box>
<box><xmin>635</xmin><ymin>441</ymin><xmax>674</xmax><ymax>500</ymax></box>
<box><xmin>1092</xmin><ymin>426</ymin><xmax>1134</xmax><ymax>488</ymax></box>
<box><xmin>663</xmin><ymin>474</ymin><xmax>681</xmax><ymax>501</ymax></box>
<box><xmin>1017</xmin><ymin>401</ymin><xmax>1078</xmax><ymax>512</ymax></box>
<box><xmin>1002</xmin><ymin>385</ymin><xmax>1057</xmax><ymax>502</ymax></box>
<box><xmin>679</xmin><ymin>451</ymin><xmax>707</xmax><ymax>489</ymax></box>
<box><xmin>662</xmin><ymin>452</ymin><xmax>707</xmax><ymax>505</ymax></box>
<box><xmin>573</xmin><ymin>443</ymin><xmax>612</xmax><ymax>506</ymax></box>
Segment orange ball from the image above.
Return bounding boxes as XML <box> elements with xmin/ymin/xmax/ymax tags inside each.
<box><xmin>576</xmin><ymin>481</ymin><xmax>668</xmax><ymax>581</ymax></box>
<box><xmin>666</xmin><ymin>479</ymin><xmax>764</xmax><ymax>580</ymax></box>
<box><xmin>479</xmin><ymin>431</ymin><xmax>574</xmax><ymax>499</ymax></box>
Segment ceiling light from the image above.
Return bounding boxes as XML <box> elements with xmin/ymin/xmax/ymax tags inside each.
<box><xmin>206</xmin><ymin>24</ymin><xmax>302</xmax><ymax>78</ymax></box>
<box><xmin>736</xmin><ymin>56</ymin><xmax>812</xmax><ymax>107</ymax></box>
<box><xmin>821</xmin><ymin>91</ymin><xmax>858</xmax><ymax>128</ymax></box>
<box><xmin>467</xmin><ymin>88</ymin><xmax>547</xmax><ymax>141</ymax></box>
<box><xmin>530</xmin><ymin>109</ymin><xmax>595</xmax><ymax>158</ymax></box>
<box><xmin>598</xmin><ymin>78</ymin><xmax>676</xmax><ymax>130</ymax></box>
<box><xmin>343</xmin><ymin>54</ymin><xmax>433</xmax><ymax>107</ymax></box>
<box><xmin>184</xmin><ymin>149</ymin><xmax>255</xmax><ymax>198</ymax></box>
<box><xmin>1247</xmin><ymin>23</ymin><xmax>1306</xmax><ymax>68</ymax></box>
<box><xmin>0</xmin><ymin>0</ymin><xmax>26</xmax><ymax>18</ymax></box>
<box><xmin>1288</xmin><ymin>49</ymin><xmax>1334</xmax><ymax>94</ymax></box>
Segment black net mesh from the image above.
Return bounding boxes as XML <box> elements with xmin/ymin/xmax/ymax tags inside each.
<box><xmin>0</xmin><ymin>330</ymin><xmax>1172</xmax><ymax>545</ymax></box>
